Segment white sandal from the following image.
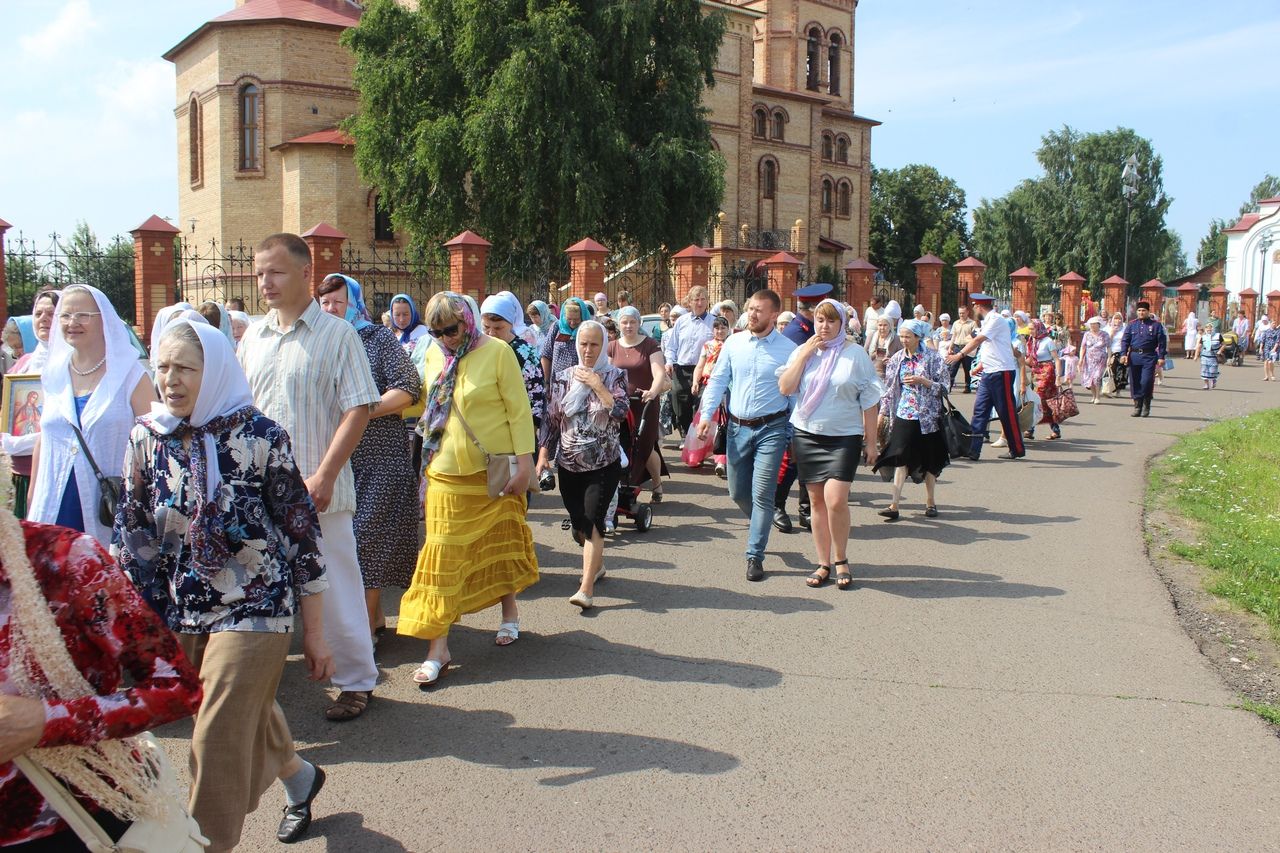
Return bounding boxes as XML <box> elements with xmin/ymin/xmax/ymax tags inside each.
<box><xmin>495</xmin><ymin>622</ymin><xmax>520</xmax><ymax>646</ymax></box>
<box><xmin>411</xmin><ymin>658</ymin><xmax>451</xmax><ymax>684</ymax></box>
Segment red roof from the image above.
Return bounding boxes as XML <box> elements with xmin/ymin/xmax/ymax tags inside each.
<box><xmin>1057</xmin><ymin>271</ymin><xmax>1085</xmax><ymax>284</ymax></box>
<box><xmin>276</xmin><ymin>128</ymin><xmax>354</xmax><ymax>148</ymax></box>
<box><xmin>565</xmin><ymin>238</ymin><xmax>608</xmax><ymax>254</ymax></box>
<box><xmin>672</xmin><ymin>245</ymin><xmax>712</xmax><ymax>259</ymax></box>
<box><xmin>1010</xmin><ymin>266</ymin><xmax>1039</xmax><ymax>279</ymax></box>
<box><xmin>1224</xmin><ymin>213</ymin><xmax>1259</xmax><ymax>233</ymax></box>
<box><xmin>1259</xmin><ymin>196</ymin><xmax>1280</xmax><ymax>204</ymax></box>
<box><xmin>1141</xmin><ymin>278</ymin><xmax>1164</xmax><ymax>289</ymax></box>
<box><xmin>166</xmin><ymin>0</ymin><xmax>361</xmax><ymax>59</ymax></box>
<box><xmin>913</xmin><ymin>253</ymin><xmax>945</xmax><ymax>266</ymax></box>
<box><xmin>300</xmin><ymin>222</ymin><xmax>347</xmax><ymax>239</ymax></box>
<box><xmin>1101</xmin><ymin>275</ymin><xmax>1128</xmax><ymax>285</ymax></box>
<box><xmin>1176</xmin><ymin>281</ymin><xmax>1199</xmax><ymax>292</ymax></box>
<box><xmin>763</xmin><ymin>251</ymin><xmax>802</xmax><ymax>266</ymax></box>
<box><xmin>444</xmin><ymin>230</ymin><xmax>492</xmax><ymax>248</ymax></box>
<box><xmin>954</xmin><ymin>257</ymin><xmax>986</xmax><ymax>269</ymax></box>
<box><xmin>0</xmin><ymin>217</ymin><xmax>11</xmax><ymax>230</ymax></box>
<box><xmin>1238</xmin><ymin>288</ymin><xmax>1258</xmax><ymax>296</ymax></box>
<box><xmin>131</xmin><ymin>214</ymin><xmax>181</xmax><ymax>234</ymax></box>
<box><xmin>844</xmin><ymin>258</ymin><xmax>878</xmax><ymax>271</ymax></box>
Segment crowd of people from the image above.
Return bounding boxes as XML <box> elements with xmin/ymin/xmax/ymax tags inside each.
<box><xmin>0</xmin><ymin>230</ymin><xmax>1276</xmax><ymax>850</ymax></box>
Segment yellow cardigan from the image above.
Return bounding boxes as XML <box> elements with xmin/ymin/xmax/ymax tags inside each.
<box><xmin>418</xmin><ymin>339</ymin><xmax>535</xmax><ymax>476</ymax></box>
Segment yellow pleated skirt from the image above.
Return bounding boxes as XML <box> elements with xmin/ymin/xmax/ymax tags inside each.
<box><xmin>396</xmin><ymin>470</ymin><xmax>539</xmax><ymax>639</ymax></box>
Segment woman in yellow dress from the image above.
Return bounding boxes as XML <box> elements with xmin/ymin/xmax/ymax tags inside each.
<box><xmin>398</xmin><ymin>293</ymin><xmax>538</xmax><ymax>686</ymax></box>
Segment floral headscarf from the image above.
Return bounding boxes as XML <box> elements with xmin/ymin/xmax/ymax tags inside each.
<box><xmin>420</xmin><ymin>294</ymin><xmax>480</xmax><ymax>469</ymax></box>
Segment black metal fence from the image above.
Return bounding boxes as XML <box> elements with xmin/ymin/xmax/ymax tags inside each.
<box><xmin>4</xmin><ymin>232</ymin><xmax>136</xmax><ymax>321</ymax></box>
<box><xmin>176</xmin><ymin>238</ymin><xmax>255</xmax><ymax>310</ymax></box>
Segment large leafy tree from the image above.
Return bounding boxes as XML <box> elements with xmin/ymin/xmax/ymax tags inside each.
<box><xmin>343</xmin><ymin>0</ymin><xmax>726</xmax><ymax>261</ymax></box>
<box><xmin>869</xmin><ymin>164</ymin><xmax>970</xmax><ymax>292</ymax></box>
<box><xmin>973</xmin><ymin>126</ymin><xmax>1176</xmax><ymax>290</ymax></box>
<box><xmin>1195</xmin><ymin>174</ymin><xmax>1280</xmax><ymax>268</ymax></box>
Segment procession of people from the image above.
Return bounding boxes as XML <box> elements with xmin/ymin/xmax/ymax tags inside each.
<box><xmin>1</xmin><ymin>229</ymin><xmax>1274</xmax><ymax>850</ymax></box>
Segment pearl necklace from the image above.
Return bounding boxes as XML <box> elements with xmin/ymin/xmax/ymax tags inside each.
<box><xmin>70</xmin><ymin>356</ymin><xmax>107</xmax><ymax>376</ymax></box>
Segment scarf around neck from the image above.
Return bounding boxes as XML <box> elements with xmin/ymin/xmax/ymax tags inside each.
<box><xmin>797</xmin><ymin>299</ymin><xmax>849</xmax><ymax>419</ymax></box>
<box><xmin>421</xmin><ymin>294</ymin><xmax>480</xmax><ymax>470</ymax></box>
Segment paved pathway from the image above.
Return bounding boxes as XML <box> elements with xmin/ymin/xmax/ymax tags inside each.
<box><xmin>159</xmin><ymin>364</ymin><xmax>1280</xmax><ymax>851</ymax></box>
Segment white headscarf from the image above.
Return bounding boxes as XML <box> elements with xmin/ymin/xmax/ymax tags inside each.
<box><xmin>480</xmin><ymin>291</ymin><xmax>531</xmax><ymax>338</ymax></box>
<box><xmin>23</xmin><ymin>290</ymin><xmax>60</xmax><ymax>373</ymax></box>
<box><xmin>884</xmin><ymin>300</ymin><xmax>903</xmax><ymax>325</ymax></box>
<box><xmin>43</xmin><ymin>285</ymin><xmax>142</xmax><ymax>434</ymax></box>
<box><xmin>145</xmin><ymin>319</ymin><xmax>255</xmax><ymax>508</ymax></box>
<box><xmin>199</xmin><ymin>300</ymin><xmax>234</xmax><ymax>343</ymax></box>
<box><xmin>149</xmin><ymin>302</ymin><xmax>194</xmax><ymax>366</ymax></box>
<box><xmin>562</xmin><ymin>320</ymin><xmax>613</xmax><ymax>417</ymax></box>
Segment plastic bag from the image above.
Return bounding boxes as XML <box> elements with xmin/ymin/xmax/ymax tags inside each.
<box><xmin>682</xmin><ymin>411</ymin><xmax>716</xmax><ymax>468</ymax></box>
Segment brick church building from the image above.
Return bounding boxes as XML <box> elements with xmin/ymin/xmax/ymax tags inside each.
<box><xmin>167</xmin><ymin>0</ymin><xmax>875</xmax><ymax>278</ymax></box>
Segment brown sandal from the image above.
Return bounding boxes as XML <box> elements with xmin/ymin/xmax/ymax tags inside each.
<box><xmin>325</xmin><ymin>690</ymin><xmax>372</xmax><ymax>722</ymax></box>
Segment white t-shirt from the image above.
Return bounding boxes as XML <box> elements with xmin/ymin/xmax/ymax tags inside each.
<box><xmin>977</xmin><ymin>310</ymin><xmax>1018</xmax><ymax>373</ymax></box>
<box><xmin>778</xmin><ymin>341</ymin><xmax>884</xmax><ymax>436</ymax></box>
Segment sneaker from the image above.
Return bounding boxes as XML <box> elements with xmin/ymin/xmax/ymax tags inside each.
<box><xmin>714</xmin><ymin>462</ymin><xmax>726</xmax><ymax>479</ymax></box>
<box><xmin>991</xmin><ymin>436</ymin><xmax>1008</xmax><ymax>448</ymax></box>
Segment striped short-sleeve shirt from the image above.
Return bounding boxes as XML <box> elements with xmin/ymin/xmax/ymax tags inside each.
<box><xmin>237</xmin><ymin>299</ymin><xmax>380</xmax><ymax>515</ymax></box>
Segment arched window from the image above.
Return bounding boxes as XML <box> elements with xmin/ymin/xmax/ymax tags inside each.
<box><xmin>821</xmin><ymin>179</ymin><xmax>834</xmax><ymax>214</ymax></box>
<box><xmin>239</xmin><ymin>83</ymin><xmax>262</xmax><ymax>171</ymax></box>
<box><xmin>821</xmin><ymin>132</ymin><xmax>834</xmax><ymax>162</ymax></box>
<box><xmin>752</xmin><ymin>107</ymin><xmax>767</xmax><ymax>138</ymax></box>
<box><xmin>188</xmin><ymin>97</ymin><xmax>202</xmax><ymax>187</ymax></box>
<box><xmin>806</xmin><ymin>27</ymin><xmax>821</xmax><ymax>91</ymax></box>
<box><xmin>837</xmin><ymin>181</ymin><xmax>852</xmax><ymax>217</ymax></box>
<box><xmin>761</xmin><ymin>159</ymin><xmax>777</xmax><ymax>200</ymax></box>
<box><xmin>835</xmin><ymin>135</ymin><xmax>849</xmax><ymax>164</ymax></box>
<box><xmin>373</xmin><ymin>194</ymin><xmax>395</xmax><ymax>242</ymax></box>
<box><xmin>770</xmin><ymin>109</ymin><xmax>785</xmax><ymax>141</ymax></box>
<box><xmin>828</xmin><ymin>34</ymin><xmax>842</xmax><ymax>95</ymax></box>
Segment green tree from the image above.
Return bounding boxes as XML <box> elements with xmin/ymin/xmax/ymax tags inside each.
<box><xmin>972</xmin><ymin>126</ymin><xmax>1173</xmax><ymax>290</ymax></box>
<box><xmin>343</xmin><ymin>0</ymin><xmax>726</xmax><ymax>262</ymax></box>
<box><xmin>1239</xmin><ymin>174</ymin><xmax>1280</xmax><ymax>214</ymax></box>
<box><xmin>1155</xmin><ymin>229</ymin><xmax>1188</xmax><ymax>281</ymax></box>
<box><xmin>869</xmin><ymin>164</ymin><xmax>970</xmax><ymax>292</ymax></box>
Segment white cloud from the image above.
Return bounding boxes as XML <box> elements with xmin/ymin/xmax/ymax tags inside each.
<box><xmin>19</xmin><ymin>0</ymin><xmax>98</xmax><ymax>59</ymax></box>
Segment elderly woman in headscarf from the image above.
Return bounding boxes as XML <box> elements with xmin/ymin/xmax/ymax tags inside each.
<box><xmin>4</xmin><ymin>291</ymin><xmax>60</xmax><ymax>517</ymax></box>
<box><xmin>1078</xmin><ymin>316</ymin><xmax>1111</xmax><ymax>403</ymax></box>
<box><xmin>777</xmin><ymin>299</ymin><xmax>881</xmax><ymax>590</ymax></box>
<box><xmin>526</xmin><ymin>299</ymin><xmax>556</xmax><ymax>352</ymax></box>
<box><xmin>197</xmin><ymin>301</ymin><xmax>234</xmax><ymax>343</ymax></box>
<box><xmin>1193</xmin><ymin>319</ymin><xmax>1224</xmax><ymax>390</ymax></box>
<box><xmin>882</xmin><ymin>299</ymin><xmax>903</xmax><ymax>331</ymax></box>
<box><xmin>150</xmin><ymin>302</ymin><xmax>195</xmax><ymax>368</ymax></box>
<box><xmin>864</xmin><ymin>313</ymin><xmax>904</xmax><ymax>383</ymax></box>
<box><xmin>483</xmin><ymin>291</ymin><xmax>546</xmax><ymax>435</ymax></box>
<box><xmin>399</xmin><ymin>293</ymin><xmax>537</xmax><ymax>682</ymax></box>
<box><xmin>873</xmin><ymin>319</ymin><xmax>950</xmax><ymax>520</ymax></box>
<box><xmin>1026</xmin><ymin>319</ymin><xmax>1063</xmax><ymax>439</ymax></box>
<box><xmin>228</xmin><ymin>310</ymin><xmax>251</xmax><ymax>350</ymax></box>
<box><xmin>608</xmin><ymin>305</ymin><xmax>668</xmax><ymax>496</ymax></box>
<box><xmin>115</xmin><ymin>319</ymin><xmax>332</xmax><ymax>849</ymax></box>
<box><xmin>317</xmin><ymin>274</ymin><xmax>421</xmax><ymax>641</ymax></box>
<box><xmin>0</xmin><ymin>451</ymin><xmax>203</xmax><ymax>851</ymax></box>
<box><xmin>537</xmin><ymin>320</ymin><xmax>629</xmax><ymax>611</ymax></box>
<box><xmin>389</xmin><ymin>293</ymin><xmax>429</xmax><ymax>354</ymax></box>
<box><xmin>539</xmin><ymin>296</ymin><xmax>590</xmax><ymax>388</ymax></box>
<box><xmin>1</xmin><ymin>319</ymin><xmax>25</xmax><ymax>373</ymax></box>
<box><xmin>27</xmin><ymin>285</ymin><xmax>157</xmax><ymax>547</ymax></box>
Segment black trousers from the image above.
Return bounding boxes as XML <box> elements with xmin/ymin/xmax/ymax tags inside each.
<box><xmin>774</xmin><ymin>447</ymin><xmax>810</xmax><ymax>514</ymax></box>
<box><xmin>670</xmin><ymin>365</ymin><xmax>699</xmax><ymax>436</ymax></box>
<box><xmin>948</xmin><ymin>353</ymin><xmax>974</xmax><ymax>390</ymax></box>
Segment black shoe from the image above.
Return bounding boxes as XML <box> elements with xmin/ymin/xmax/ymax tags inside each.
<box><xmin>772</xmin><ymin>507</ymin><xmax>793</xmax><ymax>533</ymax></box>
<box><xmin>798</xmin><ymin>509</ymin><xmax>811</xmax><ymax>530</ymax></box>
<box><xmin>277</xmin><ymin>765</ymin><xmax>326</xmax><ymax>844</ymax></box>
<box><xmin>1141</xmin><ymin>399</ymin><xmax>1152</xmax><ymax>417</ymax></box>
<box><xmin>746</xmin><ymin>557</ymin><xmax>765</xmax><ymax>582</ymax></box>
<box><xmin>1130</xmin><ymin>406</ymin><xmax>1142</xmax><ymax>417</ymax></box>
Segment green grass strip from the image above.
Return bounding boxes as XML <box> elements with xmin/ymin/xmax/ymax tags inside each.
<box><xmin>1241</xmin><ymin>699</ymin><xmax>1280</xmax><ymax>727</ymax></box>
<box><xmin>1149</xmin><ymin>408</ymin><xmax>1280</xmax><ymax>638</ymax></box>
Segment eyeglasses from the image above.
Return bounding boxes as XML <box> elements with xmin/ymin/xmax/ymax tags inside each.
<box><xmin>427</xmin><ymin>323</ymin><xmax>460</xmax><ymax>338</ymax></box>
<box><xmin>58</xmin><ymin>311</ymin><xmax>101</xmax><ymax>324</ymax></box>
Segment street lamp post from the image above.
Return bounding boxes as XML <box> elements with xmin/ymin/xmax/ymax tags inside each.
<box><xmin>1121</xmin><ymin>154</ymin><xmax>1140</xmax><ymax>282</ymax></box>
<box><xmin>1260</xmin><ymin>230</ymin><xmax>1274</xmax><ymax>296</ymax></box>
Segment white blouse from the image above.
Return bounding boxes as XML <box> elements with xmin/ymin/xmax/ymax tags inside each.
<box><xmin>779</xmin><ymin>341</ymin><xmax>884</xmax><ymax>436</ymax></box>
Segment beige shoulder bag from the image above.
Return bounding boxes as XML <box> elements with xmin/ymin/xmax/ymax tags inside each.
<box><xmin>451</xmin><ymin>401</ymin><xmax>518</xmax><ymax>500</ymax></box>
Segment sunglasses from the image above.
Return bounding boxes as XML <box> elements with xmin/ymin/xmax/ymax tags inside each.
<box><xmin>427</xmin><ymin>323</ymin><xmax>461</xmax><ymax>338</ymax></box>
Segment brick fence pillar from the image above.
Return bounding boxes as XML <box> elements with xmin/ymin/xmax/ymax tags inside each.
<box><xmin>1010</xmin><ymin>266</ymin><xmax>1039</xmax><ymax>316</ymax></box>
<box><xmin>1101</xmin><ymin>275</ymin><xmax>1128</xmax><ymax>318</ymax></box>
<box><xmin>1140</xmin><ymin>279</ymin><xmax>1165</xmax><ymax>321</ymax></box>
<box><xmin>913</xmin><ymin>254</ymin><xmax>944</xmax><ymax>318</ymax></box>
<box><xmin>1238</xmin><ymin>288</ymin><xmax>1259</xmax><ymax>351</ymax></box>
<box><xmin>1267</xmin><ymin>289</ymin><xmax>1280</xmax><ymax>325</ymax></box>
<box><xmin>444</xmin><ymin>230</ymin><xmax>491</xmax><ymax>301</ymax></box>
<box><xmin>1176</xmin><ymin>282</ymin><xmax>1198</xmax><ymax>353</ymax></box>
<box><xmin>0</xmin><ymin>218</ymin><xmax>10</xmax><ymax>329</ymax></box>
<box><xmin>954</xmin><ymin>257</ymin><xmax>985</xmax><ymax>312</ymax></box>
<box><xmin>764</xmin><ymin>251</ymin><xmax>802</xmax><ymax>310</ymax></box>
<box><xmin>1208</xmin><ymin>285</ymin><xmax>1228</xmax><ymax>328</ymax></box>
<box><xmin>1057</xmin><ymin>271</ymin><xmax>1085</xmax><ymax>343</ymax></box>
<box><xmin>130</xmin><ymin>214</ymin><xmax>181</xmax><ymax>343</ymax></box>
<box><xmin>672</xmin><ymin>244</ymin><xmax>711</xmax><ymax>306</ymax></box>
<box><xmin>843</xmin><ymin>258</ymin><xmax>877</xmax><ymax>310</ymax></box>
<box><xmin>565</xmin><ymin>238</ymin><xmax>609</xmax><ymax>304</ymax></box>
<box><xmin>300</xmin><ymin>223</ymin><xmax>347</xmax><ymax>297</ymax></box>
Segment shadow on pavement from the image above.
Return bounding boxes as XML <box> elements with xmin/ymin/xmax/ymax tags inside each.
<box><xmin>514</xmin><ymin>571</ymin><xmax>832</xmax><ymax>617</ymax></box>
<box><xmin>305</xmin><ymin>814</ymin><xmax>409</xmax><ymax>852</ymax></box>
<box><xmin>852</xmin><ymin>563</ymin><xmax>1065</xmax><ymax>599</ymax></box>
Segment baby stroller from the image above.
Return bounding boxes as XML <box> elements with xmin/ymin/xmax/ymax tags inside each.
<box><xmin>612</xmin><ymin>394</ymin><xmax>655</xmax><ymax>532</ymax></box>
<box><xmin>1219</xmin><ymin>331</ymin><xmax>1243</xmax><ymax>366</ymax></box>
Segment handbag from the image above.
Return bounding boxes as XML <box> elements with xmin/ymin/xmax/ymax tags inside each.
<box><xmin>1045</xmin><ymin>387</ymin><xmax>1080</xmax><ymax>422</ymax></box>
<box><xmin>450</xmin><ymin>402</ymin><xmax>516</xmax><ymax>500</ymax></box>
<box><xmin>712</xmin><ymin>404</ymin><xmax>727</xmax><ymax>456</ymax></box>
<box><xmin>1017</xmin><ymin>401</ymin><xmax>1036</xmax><ymax>433</ymax></box>
<box><xmin>1101</xmin><ymin>370</ymin><xmax>1116</xmax><ymax>396</ymax></box>
<box><xmin>14</xmin><ymin>733</ymin><xmax>209</xmax><ymax>852</ymax></box>
<box><xmin>69</xmin><ymin>424</ymin><xmax>122</xmax><ymax>527</ymax></box>
<box><xmin>940</xmin><ymin>392</ymin><xmax>978</xmax><ymax>460</ymax></box>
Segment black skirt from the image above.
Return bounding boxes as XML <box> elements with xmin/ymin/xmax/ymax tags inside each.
<box><xmin>873</xmin><ymin>417</ymin><xmax>949</xmax><ymax>484</ymax></box>
<box><xmin>559</xmin><ymin>460</ymin><xmax>623</xmax><ymax>538</ymax></box>
<box><xmin>793</xmin><ymin>429</ymin><xmax>863</xmax><ymax>484</ymax></box>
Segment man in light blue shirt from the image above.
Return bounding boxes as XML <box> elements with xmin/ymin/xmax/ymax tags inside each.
<box><xmin>663</xmin><ymin>286</ymin><xmax>714</xmax><ymax>438</ymax></box>
<box><xmin>698</xmin><ymin>289</ymin><xmax>797</xmax><ymax>581</ymax></box>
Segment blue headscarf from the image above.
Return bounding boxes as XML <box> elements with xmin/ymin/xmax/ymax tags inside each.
<box><xmin>14</xmin><ymin>316</ymin><xmax>36</xmax><ymax>352</ymax></box>
<box><xmin>901</xmin><ymin>319</ymin><xmax>930</xmax><ymax>353</ymax></box>
<box><xmin>391</xmin><ymin>293</ymin><xmax>422</xmax><ymax>344</ymax></box>
<box><xmin>528</xmin><ymin>300</ymin><xmax>555</xmax><ymax>336</ymax></box>
<box><xmin>332</xmin><ymin>274</ymin><xmax>373</xmax><ymax>330</ymax></box>
<box><xmin>557</xmin><ymin>297</ymin><xmax>592</xmax><ymax>338</ymax></box>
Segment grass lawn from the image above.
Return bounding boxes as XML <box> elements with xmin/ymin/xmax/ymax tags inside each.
<box><xmin>1149</xmin><ymin>408</ymin><xmax>1280</xmax><ymax>637</ymax></box>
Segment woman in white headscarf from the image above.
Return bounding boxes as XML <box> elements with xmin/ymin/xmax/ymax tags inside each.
<box><xmin>882</xmin><ymin>299</ymin><xmax>903</xmax><ymax>331</ymax></box>
<box><xmin>27</xmin><ymin>285</ymin><xmax>156</xmax><ymax>546</ymax></box>
<box><xmin>150</xmin><ymin>302</ymin><xmax>195</xmax><ymax>368</ymax></box>
<box><xmin>115</xmin><ymin>319</ymin><xmax>333</xmax><ymax>848</ymax></box>
<box><xmin>536</xmin><ymin>321</ymin><xmax>629</xmax><ymax>611</ymax></box>
<box><xmin>3</xmin><ymin>290</ymin><xmax>60</xmax><ymax>516</ymax></box>
<box><xmin>228</xmin><ymin>310</ymin><xmax>251</xmax><ymax>350</ymax></box>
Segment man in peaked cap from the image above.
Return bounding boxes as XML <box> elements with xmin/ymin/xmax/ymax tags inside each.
<box><xmin>1119</xmin><ymin>300</ymin><xmax>1168</xmax><ymax>417</ymax></box>
<box><xmin>946</xmin><ymin>293</ymin><xmax>1025</xmax><ymax>460</ymax></box>
<box><xmin>773</xmin><ymin>282</ymin><xmax>833</xmax><ymax>532</ymax></box>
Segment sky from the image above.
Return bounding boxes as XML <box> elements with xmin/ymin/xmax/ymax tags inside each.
<box><xmin>1</xmin><ymin>0</ymin><xmax>1276</xmax><ymax>267</ymax></box>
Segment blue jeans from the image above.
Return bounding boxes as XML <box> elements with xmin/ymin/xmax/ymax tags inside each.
<box><xmin>725</xmin><ymin>417</ymin><xmax>789</xmax><ymax>560</ymax></box>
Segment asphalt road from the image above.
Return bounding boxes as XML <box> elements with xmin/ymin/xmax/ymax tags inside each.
<box><xmin>157</xmin><ymin>360</ymin><xmax>1280</xmax><ymax>851</ymax></box>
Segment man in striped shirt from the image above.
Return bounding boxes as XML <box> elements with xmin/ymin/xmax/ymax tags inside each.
<box><xmin>239</xmin><ymin>233</ymin><xmax>381</xmax><ymax>724</ymax></box>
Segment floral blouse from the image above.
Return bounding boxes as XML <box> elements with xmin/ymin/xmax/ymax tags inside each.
<box><xmin>509</xmin><ymin>337</ymin><xmax>546</xmax><ymax>433</ymax></box>
<box><xmin>881</xmin><ymin>348</ymin><xmax>950</xmax><ymax>434</ymax></box>
<box><xmin>0</xmin><ymin>522</ymin><xmax>202</xmax><ymax>847</ymax></box>
<box><xmin>540</xmin><ymin>331</ymin><xmax>579</xmax><ymax>379</ymax></box>
<box><xmin>114</xmin><ymin>409</ymin><xmax>327</xmax><ymax>634</ymax></box>
<box><xmin>540</xmin><ymin>365</ymin><xmax>629</xmax><ymax>472</ymax></box>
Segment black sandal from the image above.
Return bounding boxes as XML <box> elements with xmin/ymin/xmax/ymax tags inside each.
<box><xmin>806</xmin><ymin>566</ymin><xmax>831</xmax><ymax>588</ymax></box>
<box><xmin>834</xmin><ymin>560</ymin><xmax>853</xmax><ymax>590</ymax></box>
